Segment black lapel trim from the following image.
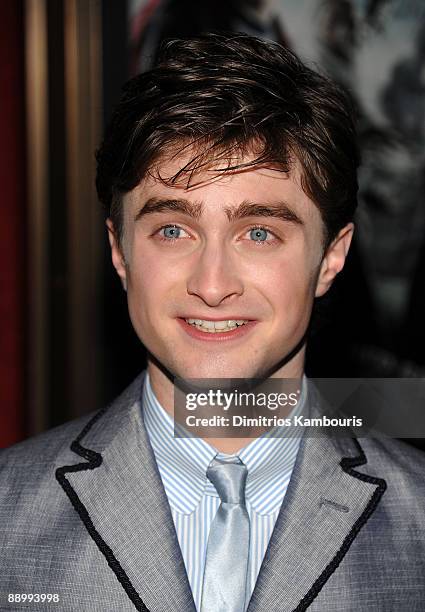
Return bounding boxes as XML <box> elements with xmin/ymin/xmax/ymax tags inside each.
<box><xmin>55</xmin><ymin>407</ymin><xmax>151</xmax><ymax>612</ymax></box>
<box><xmin>293</xmin><ymin>437</ymin><xmax>387</xmax><ymax>612</ymax></box>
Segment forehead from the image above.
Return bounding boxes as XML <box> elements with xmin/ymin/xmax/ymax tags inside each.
<box><xmin>125</xmin><ymin>147</ymin><xmax>322</xmax><ymax>227</ymax></box>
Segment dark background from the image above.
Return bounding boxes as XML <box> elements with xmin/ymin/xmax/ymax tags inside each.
<box><xmin>1</xmin><ymin>0</ymin><xmax>424</xmax><ymax>449</ymax></box>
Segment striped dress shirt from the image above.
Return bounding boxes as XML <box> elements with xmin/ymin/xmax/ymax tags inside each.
<box><xmin>143</xmin><ymin>372</ymin><xmax>305</xmax><ymax>611</ymax></box>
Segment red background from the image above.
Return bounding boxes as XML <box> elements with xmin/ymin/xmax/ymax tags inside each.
<box><xmin>0</xmin><ymin>1</ymin><xmax>26</xmax><ymax>447</ymax></box>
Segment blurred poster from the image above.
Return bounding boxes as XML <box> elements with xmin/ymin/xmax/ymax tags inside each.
<box><xmin>129</xmin><ymin>0</ymin><xmax>290</xmax><ymax>72</ymax></box>
<box><xmin>128</xmin><ymin>0</ymin><xmax>425</xmax><ymax>375</ymax></box>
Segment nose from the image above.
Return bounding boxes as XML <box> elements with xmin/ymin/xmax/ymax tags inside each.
<box><xmin>186</xmin><ymin>240</ymin><xmax>244</xmax><ymax>307</ymax></box>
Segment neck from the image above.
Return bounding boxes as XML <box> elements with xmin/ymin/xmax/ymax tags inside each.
<box><xmin>147</xmin><ymin>354</ymin><xmax>305</xmax><ymax>455</ymax></box>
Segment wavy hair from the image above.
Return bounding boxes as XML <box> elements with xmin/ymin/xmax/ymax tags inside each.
<box><xmin>96</xmin><ymin>32</ymin><xmax>359</xmax><ymax>247</ymax></box>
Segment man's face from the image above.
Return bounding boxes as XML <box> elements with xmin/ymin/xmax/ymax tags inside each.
<box><xmin>108</xmin><ymin>152</ymin><xmax>351</xmax><ymax>380</ymax></box>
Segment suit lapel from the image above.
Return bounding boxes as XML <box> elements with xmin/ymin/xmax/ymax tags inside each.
<box><xmin>56</xmin><ymin>373</ymin><xmax>196</xmax><ymax>612</ymax></box>
<box><xmin>56</xmin><ymin>374</ymin><xmax>387</xmax><ymax>612</ymax></box>
<box><xmin>247</xmin><ymin>420</ymin><xmax>386</xmax><ymax>611</ymax></box>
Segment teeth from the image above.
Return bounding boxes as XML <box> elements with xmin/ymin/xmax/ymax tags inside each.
<box><xmin>184</xmin><ymin>318</ymin><xmax>250</xmax><ymax>333</ymax></box>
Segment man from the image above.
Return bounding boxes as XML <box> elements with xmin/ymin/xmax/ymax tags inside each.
<box><xmin>1</xmin><ymin>33</ymin><xmax>424</xmax><ymax>612</ymax></box>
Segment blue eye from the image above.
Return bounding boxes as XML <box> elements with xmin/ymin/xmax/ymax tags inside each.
<box><xmin>162</xmin><ymin>225</ymin><xmax>182</xmax><ymax>239</ymax></box>
<box><xmin>250</xmin><ymin>228</ymin><xmax>269</xmax><ymax>242</ymax></box>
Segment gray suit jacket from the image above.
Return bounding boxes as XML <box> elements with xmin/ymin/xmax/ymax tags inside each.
<box><xmin>1</xmin><ymin>371</ymin><xmax>424</xmax><ymax>611</ymax></box>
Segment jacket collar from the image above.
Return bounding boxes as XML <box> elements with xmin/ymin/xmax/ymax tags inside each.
<box><xmin>56</xmin><ymin>371</ymin><xmax>196</xmax><ymax>612</ymax></box>
<box><xmin>56</xmin><ymin>373</ymin><xmax>386</xmax><ymax>612</ymax></box>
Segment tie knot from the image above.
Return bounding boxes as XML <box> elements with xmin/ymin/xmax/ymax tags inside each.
<box><xmin>206</xmin><ymin>457</ymin><xmax>248</xmax><ymax>504</ymax></box>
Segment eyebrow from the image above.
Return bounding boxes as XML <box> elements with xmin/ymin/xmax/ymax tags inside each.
<box><xmin>225</xmin><ymin>200</ymin><xmax>304</xmax><ymax>225</ymax></box>
<box><xmin>134</xmin><ymin>197</ymin><xmax>304</xmax><ymax>225</ymax></box>
<box><xmin>135</xmin><ymin>198</ymin><xmax>203</xmax><ymax>221</ymax></box>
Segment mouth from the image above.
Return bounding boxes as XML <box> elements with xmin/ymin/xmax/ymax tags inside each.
<box><xmin>177</xmin><ymin>317</ymin><xmax>257</xmax><ymax>341</ymax></box>
<box><xmin>184</xmin><ymin>318</ymin><xmax>250</xmax><ymax>333</ymax></box>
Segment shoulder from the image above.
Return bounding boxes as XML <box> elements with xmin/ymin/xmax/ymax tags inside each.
<box><xmin>0</xmin><ymin>412</ymin><xmax>96</xmax><ymax>477</ymax></box>
<box><xmin>0</xmin><ymin>412</ymin><xmax>101</xmax><ymax>529</ymax></box>
<box><xmin>357</xmin><ymin>437</ymin><xmax>425</xmax><ymax>527</ymax></box>
<box><xmin>360</xmin><ymin>436</ymin><xmax>425</xmax><ymax>485</ymax></box>
<box><xmin>0</xmin><ymin>371</ymin><xmax>146</xmax><ymax>488</ymax></box>
<box><xmin>0</xmin><ymin>373</ymin><xmax>147</xmax><ymax>593</ymax></box>
<box><xmin>0</xmin><ymin>410</ymin><xmax>103</xmax><ymax>576</ymax></box>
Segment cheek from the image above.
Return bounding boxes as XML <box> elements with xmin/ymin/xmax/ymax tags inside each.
<box><xmin>257</xmin><ymin>252</ymin><xmax>318</xmax><ymax>324</ymax></box>
<box><xmin>126</xmin><ymin>246</ymin><xmax>184</xmax><ymax>319</ymax></box>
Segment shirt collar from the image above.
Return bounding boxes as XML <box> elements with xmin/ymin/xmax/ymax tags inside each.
<box><xmin>143</xmin><ymin>371</ymin><xmax>305</xmax><ymax>516</ymax></box>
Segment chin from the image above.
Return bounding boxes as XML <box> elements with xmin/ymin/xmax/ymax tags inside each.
<box><xmin>175</xmin><ymin>366</ymin><xmax>242</xmax><ymax>381</ymax></box>
<box><xmin>168</xmin><ymin>358</ymin><xmax>265</xmax><ymax>382</ymax></box>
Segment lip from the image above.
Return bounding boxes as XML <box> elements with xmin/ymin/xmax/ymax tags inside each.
<box><xmin>177</xmin><ymin>317</ymin><xmax>258</xmax><ymax>341</ymax></box>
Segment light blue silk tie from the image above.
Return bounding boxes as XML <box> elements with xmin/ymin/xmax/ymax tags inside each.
<box><xmin>200</xmin><ymin>457</ymin><xmax>250</xmax><ymax>612</ymax></box>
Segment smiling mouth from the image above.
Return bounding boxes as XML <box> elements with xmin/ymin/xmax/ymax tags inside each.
<box><xmin>184</xmin><ymin>318</ymin><xmax>250</xmax><ymax>333</ymax></box>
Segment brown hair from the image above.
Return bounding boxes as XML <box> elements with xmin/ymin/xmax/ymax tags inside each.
<box><xmin>96</xmin><ymin>32</ymin><xmax>359</xmax><ymax>247</ymax></box>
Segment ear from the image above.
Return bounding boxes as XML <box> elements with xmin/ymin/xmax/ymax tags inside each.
<box><xmin>106</xmin><ymin>218</ymin><xmax>127</xmax><ymax>291</ymax></box>
<box><xmin>315</xmin><ymin>223</ymin><xmax>354</xmax><ymax>298</ymax></box>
